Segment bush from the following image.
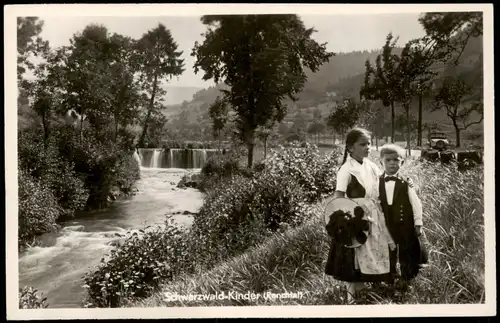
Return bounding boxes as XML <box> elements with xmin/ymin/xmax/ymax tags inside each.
<box><xmin>264</xmin><ymin>143</ymin><xmax>342</xmax><ymax>203</ymax></box>
<box><xmin>18</xmin><ymin>169</ymin><xmax>61</xmax><ymax>249</ymax></box>
<box><xmin>198</xmin><ymin>149</ymin><xmax>248</xmax><ymax>192</ymax></box>
<box><xmin>68</xmin><ymin>137</ymin><xmax>140</xmax><ymax>209</ymax></box>
<box><xmin>114</xmin><ymin>151</ymin><xmax>141</xmax><ymax>194</ymax></box>
<box><xmin>18</xmin><ymin>127</ymin><xmax>89</xmax><ymax>217</ymax></box>
<box><xmin>19</xmin><ymin>286</ymin><xmax>49</xmax><ymax>309</ymax></box>
<box><xmin>82</xmin><ymin>216</ymin><xmax>193</xmax><ymax>308</ymax></box>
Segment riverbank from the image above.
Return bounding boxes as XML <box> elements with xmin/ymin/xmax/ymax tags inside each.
<box><xmin>18</xmin><ymin>167</ymin><xmax>205</xmax><ymax>308</ymax></box>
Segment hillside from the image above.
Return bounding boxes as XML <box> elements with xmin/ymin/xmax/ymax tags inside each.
<box><xmin>163</xmin><ymin>34</ymin><xmax>483</xmax><ymax>145</ymax></box>
<box><xmin>160</xmin><ymin>85</ymin><xmax>205</xmax><ymax>106</ymax></box>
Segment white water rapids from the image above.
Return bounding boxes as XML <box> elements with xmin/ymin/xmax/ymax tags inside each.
<box><xmin>18</xmin><ymin>167</ymin><xmax>204</xmax><ymax>308</ymax></box>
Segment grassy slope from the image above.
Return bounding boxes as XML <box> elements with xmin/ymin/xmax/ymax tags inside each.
<box><xmin>127</xmin><ymin>156</ymin><xmax>484</xmax><ymax>307</ymax></box>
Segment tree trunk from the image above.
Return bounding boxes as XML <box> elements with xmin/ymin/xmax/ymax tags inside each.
<box><xmin>247</xmin><ymin>141</ymin><xmax>254</xmax><ymax>169</ymax></box>
<box><xmin>376</xmin><ymin>136</ymin><xmax>379</xmax><ymax>151</ymax></box>
<box><xmin>417</xmin><ymin>92</ymin><xmax>423</xmax><ymax>147</ymax></box>
<box><xmin>115</xmin><ymin>115</ymin><xmax>119</xmax><ymax>143</ymax></box>
<box><xmin>453</xmin><ymin>121</ymin><xmax>461</xmax><ymax>148</ymax></box>
<box><xmin>264</xmin><ymin>136</ymin><xmax>267</xmax><ymax>160</ymax></box>
<box><xmin>139</xmin><ymin>74</ymin><xmax>158</xmax><ymax>147</ymax></box>
<box><xmin>406</xmin><ymin>104</ymin><xmax>411</xmax><ymax>157</ymax></box>
<box><xmin>41</xmin><ymin>111</ymin><xmax>49</xmax><ymax>145</ymax></box>
<box><xmin>391</xmin><ymin>101</ymin><xmax>395</xmax><ymax>143</ymax></box>
<box><xmin>80</xmin><ymin>114</ymin><xmax>84</xmax><ymax>144</ymax></box>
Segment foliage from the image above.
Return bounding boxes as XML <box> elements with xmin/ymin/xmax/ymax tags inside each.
<box><xmin>200</xmin><ymin>151</ymin><xmax>243</xmax><ymax>178</ymax></box>
<box><xmin>264</xmin><ymin>143</ymin><xmax>342</xmax><ymax>203</ymax></box>
<box><xmin>17</xmin><ymin>17</ymin><xmax>49</xmax><ymax>83</ymax></box>
<box><xmin>19</xmin><ymin>286</ymin><xmax>50</xmax><ymax>309</ymax></box>
<box><xmin>82</xmin><ymin>216</ymin><xmax>193</xmax><ymax>308</ymax></box>
<box><xmin>208</xmin><ymin>96</ymin><xmax>230</xmax><ymax>140</ymax></box>
<box><xmin>326</xmin><ymin>99</ymin><xmax>362</xmax><ymax>135</ymax></box>
<box><xmin>418</xmin><ymin>12</ymin><xmax>483</xmax><ymax>66</ymax></box>
<box><xmin>433</xmin><ymin>77</ymin><xmax>483</xmax><ymax>147</ymax></box>
<box><xmin>18</xmin><ymin>169</ymin><xmax>61</xmax><ymax>248</ymax></box>
<box><xmin>358</xmin><ymin>100</ymin><xmax>388</xmax><ymax>139</ymax></box>
<box><xmin>18</xmin><ymin>128</ymin><xmax>90</xmax><ymax>218</ymax></box>
<box><xmin>192</xmin><ymin>14</ymin><xmax>334</xmax><ymax>167</ymax></box>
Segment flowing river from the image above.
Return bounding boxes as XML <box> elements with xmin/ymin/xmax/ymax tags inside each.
<box><xmin>18</xmin><ymin>166</ymin><xmax>205</xmax><ymax>308</ymax></box>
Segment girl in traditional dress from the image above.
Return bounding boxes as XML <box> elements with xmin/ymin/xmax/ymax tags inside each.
<box><xmin>325</xmin><ymin>127</ymin><xmax>396</xmax><ymax>303</ymax></box>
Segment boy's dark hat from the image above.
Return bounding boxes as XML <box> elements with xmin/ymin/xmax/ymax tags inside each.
<box><xmin>324</xmin><ymin>197</ymin><xmax>369</xmax><ymax>248</ymax></box>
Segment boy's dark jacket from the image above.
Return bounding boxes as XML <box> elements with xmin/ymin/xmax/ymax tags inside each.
<box><xmin>378</xmin><ymin>173</ymin><xmax>428</xmax><ymax>266</ymax></box>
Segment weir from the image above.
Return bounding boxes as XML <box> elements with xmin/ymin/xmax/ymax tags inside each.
<box><xmin>136</xmin><ymin>148</ymin><xmax>219</xmax><ymax>169</ymax></box>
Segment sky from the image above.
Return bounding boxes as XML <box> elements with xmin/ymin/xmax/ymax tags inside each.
<box><xmin>36</xmin><ymin>13</ymin><xmax>427</xmax><ymax>88</ymax></box>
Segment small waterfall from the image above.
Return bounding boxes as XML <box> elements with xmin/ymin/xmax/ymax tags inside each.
<box><xmin>137</xmin><ymin>148</ymin><xmax>219</xmax><ymax>169</ymax></box>
<box><xmin>133</xmin><ymin>150</ymin><xmax>141</xmax><ymax>166</ymax></box>
<box><xmin>151</xmin><ymin>149</ymin><xmax>163</xmax><ymax>168</ymax></box>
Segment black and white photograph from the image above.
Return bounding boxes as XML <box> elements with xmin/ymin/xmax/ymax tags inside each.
<box><xmin>5</xmin><ymin>3</ymin><xmax>495</xmax><ymax>319</ymax></box>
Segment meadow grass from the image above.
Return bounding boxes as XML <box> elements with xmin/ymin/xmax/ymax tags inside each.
<box><xmin>127</xmin><ymin>158</ymin><xmax>484</xmax><ymax>306</ymax></box>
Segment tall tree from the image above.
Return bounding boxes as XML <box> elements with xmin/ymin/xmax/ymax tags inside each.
<box><xmin>418</xmin><ymin>12</ymin><xmax>483</xmax><ymax>66</ymax></box>
<box><xmin>17</xmin><ymin>17</ymin><xmax>48</xmax><ymax>84</ymax></box>
<box><xmin>135</xmin><ymin>23</ymin><xmax>185</xmax><ymax>147</ymax></box>
<box><xmin>433</xmin><ymin>77</ymin><xmax>483</xmax><ymax>148</ymax></box>
<box><xmin>192</xmin><ymin>15</ymin><xmax>334</xmax><ymax>168</ymax></box>
<box><xmin>107</xmin><ymin>34</ymin><xmax>142</xmax><ymax>142</ymax></box>
<box><xmin>360</xmin><ymin>33</ymin><xmax>400</xmax><ymax>142</ymax></box>
<box><xmin>62</xmin><ymin>24</ymin><xmax>117</xmax><ymax>141</ymax></box>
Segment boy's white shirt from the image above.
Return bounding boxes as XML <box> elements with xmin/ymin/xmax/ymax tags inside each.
<box><xmin>383</xmin><ymin>172</ymin><xmax>423</xmax><ymax>226</ymax></box>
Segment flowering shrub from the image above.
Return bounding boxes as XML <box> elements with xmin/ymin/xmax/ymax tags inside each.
<box><xmin>264</xmin><ymin>143</ymin><xmax>342</xmax><ymax>203</ymax></box>
<box><xmin>19</xmin><ymin>286</ymin><xmax>49</xmax><ymax>309</ymax></box>
<box><xmin>82</xmin><ymin>215</ymin><xmax>193</xmax><ymax>308</ymax></box>
<box><xmin>198</xmin><ymin>149</ymin><xmax>252</xmax><ymax>192</ymax></box>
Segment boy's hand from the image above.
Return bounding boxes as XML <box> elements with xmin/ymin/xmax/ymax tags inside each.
<box><xmin>407</xmin><ymin>177</ymin><xmax>414</xmax><ymax>188</ymax></box>
<box><xmin>415</xmin><ymin>225</ymin><xmax>422</xmax><ymax>237</ymax></box>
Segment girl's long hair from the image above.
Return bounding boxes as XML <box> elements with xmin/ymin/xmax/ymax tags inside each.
<box><xmin>341</xmin><ymin>127</ymin><xmax>372</xmax><ymax>165</ymax></box>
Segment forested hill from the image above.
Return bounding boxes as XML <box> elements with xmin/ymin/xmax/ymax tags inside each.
<box><xmin>161</xmin><ymin>48</ymin><xmax>397</xmax><ymax>117</ymax></box>
<box><xmin>162</xmin><ymin>34</ymin><xmax>482</xmax><ymax>143</ymax></box>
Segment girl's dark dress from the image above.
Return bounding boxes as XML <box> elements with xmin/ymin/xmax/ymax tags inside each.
<box><xmin>325</xmin><ymin>175</ymin><xmax>393</xmax><ymax>282</ymax></box>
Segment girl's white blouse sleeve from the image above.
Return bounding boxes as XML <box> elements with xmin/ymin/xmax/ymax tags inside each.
<box><xmin>335</xmin><ymin>164</ymin><xmax>351</xmax><ymax>192</ymax></box>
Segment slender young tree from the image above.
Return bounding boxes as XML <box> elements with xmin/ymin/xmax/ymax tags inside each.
<box><xmin>433</xmin><ymin>77</ymin><xmax>483</xmax><ymax>148</ymax></box>
<box><xmin>360</xmin><ymin>33</ymin><xmax>400</xmax><ymax>142</ymax></box>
